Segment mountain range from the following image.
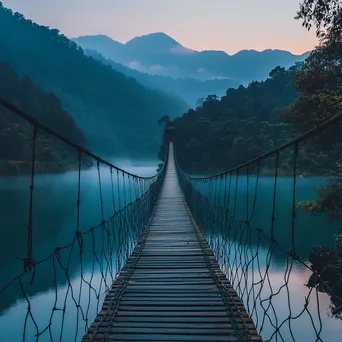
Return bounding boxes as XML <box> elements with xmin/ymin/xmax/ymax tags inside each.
<box><xmin>73</xmin><ymin>33</ymin><xmax>310</xmax><ymax>84</ymax></box>
<box><xmin>84</xmin><ymin>49</ymin><xmax>239</xmax><ymax>106</ymax></box>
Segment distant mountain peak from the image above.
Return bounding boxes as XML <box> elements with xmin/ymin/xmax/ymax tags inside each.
<box><xmin>72</xmin><ymin>34</ymin><xmax>123</xmax><ymax>49</ymax></box>
<box><xmin>232</xmin><ymin>48</ymin><xmax>308</xmax><ymax>58</ymax></box>
<box><xmin>74</xmin><ymin>34</ymin><xmax>118</xmax><ymax>42</ymax></box>
<box><xmin>80</xmin><ymin>34</ymin><xmax>111</xmax><ymax>39</ymax></box>
<box><xmin>135</xmin><ymin>32</ymin><xmax>174</xmax><ymax>39</ymax></box>
<box><xmin>126</xmin><ymin>32</ymin><xmax>182</xmax><ymax>48</ymax></box>
<box><xmin>201</xmin><ymin>50</ymin><xmax>229</xmax><ymax>56</ymax></box>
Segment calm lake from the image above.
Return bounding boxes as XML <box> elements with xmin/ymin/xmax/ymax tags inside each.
<box><xmin>0</xmin><ymin>163</ymin><xmax>341</xmax><ymax>341</ymax></box>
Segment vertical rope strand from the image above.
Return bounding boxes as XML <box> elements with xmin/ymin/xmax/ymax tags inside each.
<box><xmin>25</xmin><ymin>125</ymin><xmax>38</xmax><ymax>270</ymax></box>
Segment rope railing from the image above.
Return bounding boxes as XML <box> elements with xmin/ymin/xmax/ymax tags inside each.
<box><xmin>0</xmin><ymin>98</ymin><xmax>167</xmax><ymax>341</ymax></box>
<box><xmin>175</xmin><ymin>114</ymin><xmax>342</xmax><ymax>341</ymax></box>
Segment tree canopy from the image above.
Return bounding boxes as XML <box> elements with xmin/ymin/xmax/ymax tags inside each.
<box><xmin>288</xmin><ymin>0</ymin><xmax>342</xmax><ymax>316</ymax></box>
<box><xmin>296</xmin><ymin>0</ymin><xmax>342</xmax><ymax>43</ymax></box>
<box><xmin>163</xmin><ymin>66</ymin><xmax>300</xmax><ymax>174</ymax></box>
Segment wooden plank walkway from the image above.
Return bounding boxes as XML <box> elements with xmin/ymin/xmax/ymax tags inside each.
<box><xmin>83</xmin><ymin>143</ymin><xmax>261</xmax><ymax>342</ymax></box>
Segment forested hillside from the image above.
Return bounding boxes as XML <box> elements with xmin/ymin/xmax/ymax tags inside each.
<box><xmin>163</xmin><ymin>66</ymin><xmax>297</xmax><ymax>173</ymax></box>
<box><xmin>0</xmin><ymin>62</ymin><xmax>88</xmax><ymax>175</ymax></box>
<box><xmin>0</xmin><ymin>4</ymin><xmax>188</xmax><ymax>157</ymax></box>
<box><xmin>167</xmin><ymin>60</ymin><xmax>340</xmax><ymax>175</ymax></box>
<box><xmin>85</xmin><ymin>49</ymin><xmax>239</xmax><ymax>106</ymax></box>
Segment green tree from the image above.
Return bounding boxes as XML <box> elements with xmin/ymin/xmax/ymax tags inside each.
<box><xmin>296</xmin><ymin>0</ymin><xmax>342</xmax><ymax>43</ymax></box>
<box><xmin>170</xmin><ymin>66</ymin><xmax>298</xmax><ymax>174</ymax></box>
<box><xmin>285</xmin><ymin>43</ymin><xmax>342</xmax><ymax>128</ymax></box>
<box><xmin>293</xmin><ymin>0</ymin><xmax>342</xmax><ymax>318</ymax></box>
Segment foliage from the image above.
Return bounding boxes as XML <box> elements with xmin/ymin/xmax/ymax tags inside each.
<box><xmin>0</xmin><ymin>62</ymin><xmax>88</xmax><ymax>175</ymax></box>
<box><xmin>167</xmin><ymin>48</ymin><xmax>341</xmax><ymax>175</ymax></box>
<box><xmin>297</xmin><ymin>167</ymin><xmax>342</xmax><ymax>220</ymax></box>
<box><xmin>0</xmin><ymin>3</ymin><xmax>188</xmax><ymax>157</ymax></box>
<box><xmin>162</xmin><ymin>66</ymin><xmax>301</xmax><ymax>173</ymax></box>
<box><xmin>291</xmin><ymin>1</ymin><xmax>342</xmax><ymax>226</ymax></box>
<box><xmin>158</xmin><ymin>115</ymin><xmax>171</xmax><ymax>127</ymax></box>
<box><xmin>296</xmin><ymin>0</ymin><xmax>342</xmax><ymax>43</ymax></box>
<box><xmin>294</xmin><ymin>0</ymin><xmax>342</xmax><ymax>317</ymax></box>
<box><xmin>285</xmin><ymin>42</ymin><xmax>342</xmax><ymax>129</ymax></box>
<box><xmin>293</xmin><ymin>53</ymin><xmax>342</xmax><ymax>311</ymax></box>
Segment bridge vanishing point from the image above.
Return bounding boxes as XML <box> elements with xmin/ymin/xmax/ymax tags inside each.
<box><xmin>0</xmin><ymin>98</ymin><xmax>341</xmax><ymax>342</ymax></box>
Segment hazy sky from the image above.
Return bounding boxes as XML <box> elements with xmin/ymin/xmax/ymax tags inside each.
<box><xmin>2</xmin><ymin>0</ymin><xmax>318</xmax><ymax>55</ymax></box>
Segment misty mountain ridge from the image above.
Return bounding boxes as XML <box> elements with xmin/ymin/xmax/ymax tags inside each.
<box><xmin>84</xmin><ymin>48</ymin><xmax>239</xmax><ymax>106</ymax></box>
<box><xmin>73</xmin><ymin>32</ymin><xmax>310</xmax><ymax>83</ymax></box>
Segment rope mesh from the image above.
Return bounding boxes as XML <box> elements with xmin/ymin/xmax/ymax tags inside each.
<box><xmin>0</xmin><ymin>99</ymin><xmax>167</xmax><ymax>341</ymax></box>
<box><xmin>176</xmin><ymin>117</ymin><xmax>342</xmax><ymax>341</ymax></box>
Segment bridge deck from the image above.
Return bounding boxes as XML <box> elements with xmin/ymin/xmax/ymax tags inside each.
<box><xmin>83</xmin><ymin>144</ymin><xmax>261</xmax><ymax>342</ymax></box>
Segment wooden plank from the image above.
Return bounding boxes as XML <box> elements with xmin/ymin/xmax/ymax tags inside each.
<box><xmin>123</xmin><ymin>268</ymin><xmax>217</xmax><ymax>273</ymax></box>
<box><xmin>89</xmin><ymin>333</ymin><xmax>241</xmax><ymax>341</ymax></box>
<box><xmin>127</xmin><ymin>280</ymin><xmax>217</xmax><ymax>285</ymax></box>
<box><xmin>120</xmin><ymin>293</ymin><xmax>223</xmax><ymax>298</ymax></box>
<box><xmin>103</xmin><ymin>327</ymin><xmax>243</xmax><ymax>335</ymax></box>
<box><xmin>118</xmin><ymin>300</ymin><xmax>226</xmax><ymax>306</ymax></box>
<box><xmin>128</xmin><ymin>275</ymin><xmax>216</xmax><ymax>279</ymax></box>
<box><xmin>108</xmin><ymin>322</ymin><xmax>253</xmax><ymax>329</ymax></box>
<box><xmin>114</xmin><ymin>311</ymin><xmax>247</xmax><ymax>318</ymax></box>
<box><xmin>122</xmin><ymin>288</ymin><xmax>226</xmax><ymax>293</ymax></box>
<box><xmin>116</xmin><ymin>306</ymin><xmax>229</xmax><ymax>312</ymax></box>
<box><xmin>111</xmin><ymin>316</ymin><xmax>243</xmax><ymax>323</ymax></box>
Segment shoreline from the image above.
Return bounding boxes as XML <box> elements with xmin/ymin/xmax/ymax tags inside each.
<box><xmin>0</xmin><ymin>160</ymin><xmax>92</xmax><ymax>177</ymax></box>
<box><xmin>180</xmin><ymin>166</ymin><xmax>330</xmax><ymax>178</ymax></box>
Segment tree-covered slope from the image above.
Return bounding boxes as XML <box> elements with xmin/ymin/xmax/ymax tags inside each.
<box><xmin>166</xmin><ymin>66</ymin><xmax>299</xmax><ymax>174</ymax></box>
<box><xmin>0</xmin><ymin>62</ymin><xmax>88</xmax><ymax>175</ymax></box>
<box><xmin>0</xmin><ymin>4</ymin><xmax>188</xmax><ymax>157</ymax></box>
<box><xmin>168</xmin><ymin>62</ymin><xmax>340</xmax><ymax>175</ymax></box>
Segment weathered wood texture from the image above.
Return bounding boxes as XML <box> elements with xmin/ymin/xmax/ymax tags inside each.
<box><xmin>83</xmin><ymin>143</ymin><xmax>262</xmax><ymax>342</ymax></box>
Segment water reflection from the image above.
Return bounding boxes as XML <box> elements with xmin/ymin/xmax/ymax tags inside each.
<box><xmin>0</xmin><ymin>272</ymin><xmax>106</xmax><ymax>342</ymax></box>
<box><xmin>1</xmin><ymin>170</ymin><xmax>342</xmax><ymax>341</ymax></box>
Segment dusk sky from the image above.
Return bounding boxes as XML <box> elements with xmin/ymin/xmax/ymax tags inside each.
<box><xmin>2</xmin><ymin>0</ymin><xmax>318</xmax><ymax>55</ymax></box>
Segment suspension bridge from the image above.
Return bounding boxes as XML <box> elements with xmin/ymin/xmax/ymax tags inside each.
<box><xmin>0</xmin><ymin>97</ymin><xmax>341</xmax><ymax>342</ymax></box>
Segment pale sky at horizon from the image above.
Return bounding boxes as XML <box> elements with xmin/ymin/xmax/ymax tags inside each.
<box><xmin>2</xmin><ymin>0</ymin><xmax>318</xmax><ymax>55</ymax></box>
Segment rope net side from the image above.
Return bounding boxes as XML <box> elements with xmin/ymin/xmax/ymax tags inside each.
<box><xmin>176</xmin><ymin>116</ymin><xmax>342</xmax><ymax>341</ymax></box>
<box><xmin>0</xmin><ymin>99</ymin><xmax>167</xmax><ymax>341</ymax></box>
